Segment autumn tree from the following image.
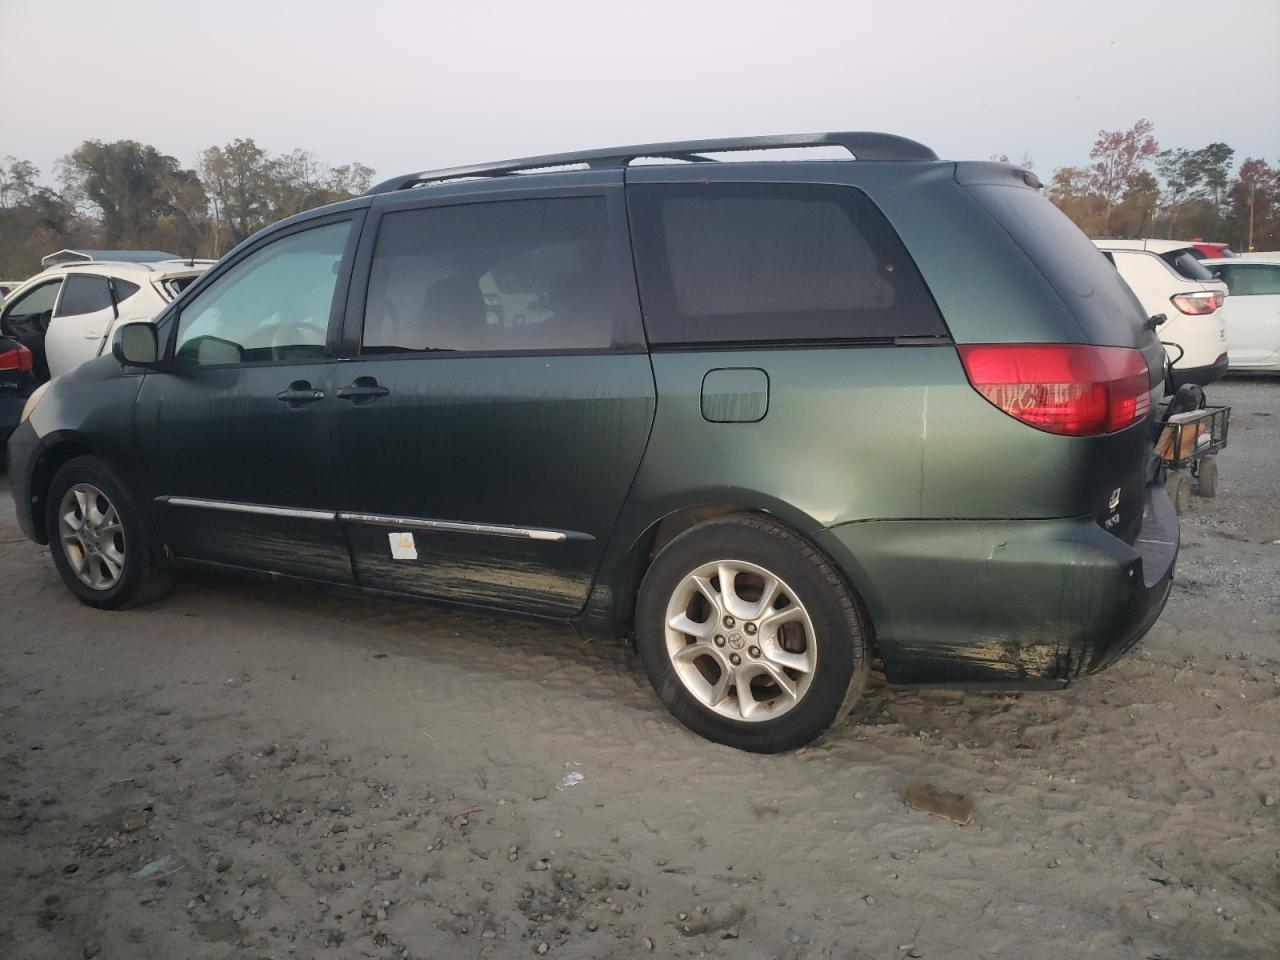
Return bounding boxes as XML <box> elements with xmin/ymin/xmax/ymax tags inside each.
<box><xmin>1192</xmin><ymin>142</ymin><xmax>1235</xmax><ymax>220</ymax></box>
<box><xmin>199</xmin><ymin>138</ymin><xmax>274</xmax><ymax>251</ymax></box>
<box><xmin>1089</xmin><ymin>120</ymin><xmax>1158</xmax><ymax>233</ymax></box>
<box><xmin>200</xmin><ymin>140</ymin><xmax>374</xmax><ymax>253</ymax></box>
<box><xmin>0</xmin><ymin>158</ymin><xmax>90</xmax><ymax>277</ymax></box>
<box><xmin>1046</xmin><ymin>166</ymin><xmax>1104</xmax><ymax>234</ymax></box>
<box><xmin>1225</xmin><ymin>158</ymin><xmax>1280</xmax><ymax>252</ymax></box>
<box><xmin>59</xmin><ymin>140</ymin><xmax>205</xmax><ymax>251</ymax></box>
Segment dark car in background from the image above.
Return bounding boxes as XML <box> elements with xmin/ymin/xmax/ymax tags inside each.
<box><xmin>6</xmin><ymin>133</ymin><xmax>1178</xmax><ymax>752</ymax></box>
<box><xmin>0</xmin><ymin>337</ymin><xmax>37</xmax><ymax>464</ymax></box>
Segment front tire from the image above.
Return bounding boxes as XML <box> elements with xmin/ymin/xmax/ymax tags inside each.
<box><xmin>45</xmin><ymin>455</ymin><xmax>174</xmax><ymax>609</ymax></box>
<box><xmin>635</xmin><ymin>514</ymin><xmax>869</xmax><ymax>753</ymax></box>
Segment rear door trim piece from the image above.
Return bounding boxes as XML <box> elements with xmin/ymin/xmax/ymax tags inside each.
<box><xmin>337</xmin><ymin>512</ymin><xmax>584</xmax><ymax>543</ymax></box>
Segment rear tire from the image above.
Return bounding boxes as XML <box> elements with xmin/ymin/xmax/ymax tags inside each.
<box><xmin>635</xmin><ymin>513</ymin><xmax>869</xmax><ymax>753</ymax></box>
<box><xmin>45</xmin><ymin>455</ymin><xmax>174</xmax><ymax>609</ymax></box>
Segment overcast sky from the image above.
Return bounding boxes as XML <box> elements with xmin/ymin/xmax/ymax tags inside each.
<box><xmin>3</xmin><ymin>0</ymin><xmax>1278</xmax><ymax>184</ymax></box>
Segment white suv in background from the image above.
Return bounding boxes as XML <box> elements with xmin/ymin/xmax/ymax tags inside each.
<box><xmin>0</xmin><ymin>253</ymin><xmax>211</xmax><ymax>381</ymax></box>
<box><xmin>1093</xmin><ymin>239</ymin><xmax>1230</xmax><ymax>386</ymax></box>
<box><xmin>1204</xmin><ymin>256</ymin><xmax>1280</xmax><ymax>371</ymax></box>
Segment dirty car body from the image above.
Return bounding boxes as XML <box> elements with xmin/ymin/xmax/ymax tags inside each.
<box><xmin>7</xmin><ymin>133</ymin><xmax>1178</xmax><ymax>750</ymax></box>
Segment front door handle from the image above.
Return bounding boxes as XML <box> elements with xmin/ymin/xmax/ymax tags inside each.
<box><xmin>336</xmin><ymin>377</ymin><xmax>391</xmax><ymax>404</ymax></box>
<box><xmin>276</xmin><ymin>381</ymin><xmax>325</xmax><ymax>407</ymax></box>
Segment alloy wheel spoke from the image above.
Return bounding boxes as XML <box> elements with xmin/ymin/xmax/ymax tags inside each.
<box><xmin>757</xmin><ymin>660</ymin><xmax>799</xmax><ymax>700</ymax></box>
<box><xmin>691</xmin><ymin>575</ymin><xmax>723</xmax><ymax>619</ymax></box>
<box><xmin>761</xmin><ymin>604</ymin><xmax>806</xmax><ymax>632</ymax></box>
<box><xmin>96</xmin><ymin>504</ymin><xmax>119</xmax><ymax>533</ymax></box>
<box><xmin>73</xmin><ymin>487</ymin><xmax>90</xmax><ymax>520</ymax></box>
<box><xmin>717</xmin><ymin>562</ymin><xmax>754</xmax><ymax>620</ymax></box>
<box><xmin>747</xmin><ymin>574</ymin><xmax>783</xmax><ymax>621</ymax></box>
<box><xmin>707</xmin><ymin>666</ymin><xmax>733</xmax><ymax>707</ymax></box>
<box><xmin>99</xmin><ymin>551</ymin><xmax>123</xmax><ymax>582</ymax></box>
<box><xmin>669</xmin><ymin>612</ymin><xmax>716</xmax><ymax>640</ymax></box>
<box><xmin>64</xmin><ymin>541</ymin><xmax>87</xmax><ymax>575</ymax></box>
<box><xmin>671</xmin><ymin>641</ymin><xmax>711</xmax><ymax>664</ymax></box>
<box><xmin>763</xmin><ymin>645</ymin><xmax>812</xmax><ymax>675</ymax></box>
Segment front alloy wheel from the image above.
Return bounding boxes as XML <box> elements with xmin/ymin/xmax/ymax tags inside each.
<box><xmin>45</xmin><ymin>455</ymin><xmax>174</xmax><ymax>610</ymax></box>
<box><xmin>665</xmin><ymin>560</ymin><xmax>816</xmax><ymax>721</ymax></box>
<box><xmin>58</xmin><ymin>483</ymin><xmax>126</xmax><ymax>590</ymax></box>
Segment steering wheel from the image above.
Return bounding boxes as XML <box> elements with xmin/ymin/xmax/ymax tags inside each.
<box><xmin>270</xmin><ymin>321</ymin><xmax>327</xmax><ymax>359</ymax></box>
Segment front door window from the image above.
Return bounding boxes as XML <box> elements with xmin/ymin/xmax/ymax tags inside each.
<box><xmin>174</xmin><ymin>221</ymin><xmax>351</xmax><ymax>366</ymax></box>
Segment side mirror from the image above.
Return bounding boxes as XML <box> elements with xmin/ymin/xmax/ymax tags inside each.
<box><xmin>1144</xmin><ymin>313</ymin><xmax>1167</xmax><ymax>331</ymax></box>
<box><xmin>112</xmin><ymin>321</ymin><xmax>160</xmax><ymax>367</ymax></box>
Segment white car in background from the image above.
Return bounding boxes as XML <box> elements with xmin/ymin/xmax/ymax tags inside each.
<box><xmin>1093</xmin><ymin>239</ymin><xmax>1230</xmax><ymax>386</ymax></box>
<box><xmin>1203</xmin><ymin>257</ymin><xmax>1280</xmax><ymax>371</ymax></box>
<box><xmin>0</xmin><ymin>251</ymin><xmax>212</xmax><ymax>381</ymax></box>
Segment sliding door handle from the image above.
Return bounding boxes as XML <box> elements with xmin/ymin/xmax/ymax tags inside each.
<box><xmin>336</xmin><ymin>377</ymin><xmax>391</xmax><ymax>403</ymax></box>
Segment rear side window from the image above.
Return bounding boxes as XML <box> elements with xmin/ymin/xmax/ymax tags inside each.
<box><xmin>113</xmin><ymin>278</ymin><xmax>141</xmax><ymax>303</ymax></box>
<box><xmin>363</xmin><ymin>197</ymin><xmax>624</xmax><ymax>354</ymax></box>
<box><xmin>56</xmin><ymin>275</ymin><xmax>114</xmax><ymax>317</ymax></box>
<box><xmin>1161</xmin><ymin>250</ymin><xmax>1215</xmax><ymax>281</ymax></box>
<box><xmin>965</xmin><ymin>184</ymin><xmax>1148</xmax><ymax>346</ymax></box>
<box><xmin>628</xmin><ymin>182</ymin><xmax>945</xmax><ymax>345</ymax></box>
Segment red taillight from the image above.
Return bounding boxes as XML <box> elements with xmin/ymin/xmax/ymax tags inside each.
<box><xmin>1170</xmin><ymin>291</ymin><xmax>1221</xmax><ymax>315</ymax></box>
<box><xmin>0</xmin><ymin>343</ymin><xmax>32</xmax><ymax>372</ymax></box>
<box><xmin>957</xmin><ymin>343</ymin><xmax>1152</xmax><ymax>437</ymax></box>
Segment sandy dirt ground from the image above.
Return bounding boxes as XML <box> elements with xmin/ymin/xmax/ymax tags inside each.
<box><xmin>1</xmin><ymin>378</ymin><xmax>1277</xmax><ymax>960</ymax></box>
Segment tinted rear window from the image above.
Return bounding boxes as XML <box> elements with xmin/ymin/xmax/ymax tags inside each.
<box><xmin>1161</xmin><ymin>250</ymin><xmax>1215</xmax><ymax>281</ymax></box>
<box><xmin>628</xmin><ymin>182</ymin><xmax>945</xmax><ymax>345</ymax></box>
<box><xmin>965</xmin><ymin>184</ymin><xmax>1148</xmax><ymax>346</ymax></box>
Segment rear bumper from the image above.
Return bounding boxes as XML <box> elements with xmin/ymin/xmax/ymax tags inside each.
<box><xmin>1172</xmin><ymin>353</ymin><xmax>1228</xmax><ymax>388</ymax></box>
<box><xmin>816</xmin><ymin>482</ymin><xmax>1178</xmax><ymax>685</ymax></box>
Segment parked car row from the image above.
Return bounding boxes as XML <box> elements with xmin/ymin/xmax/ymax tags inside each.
<box><xmin>7</xmin><ymin>133</ymin><xmax>1180</xmax><ymax>752</ymax></box>
<box><xmin>0</xmin><ymin>251</ymin><xmax>211</xmax><ymax>382</ymax></box>
<box><xmin>1093</xmin><ymin>238</ymin><xmax>1280</xmax><ymax>377</ymax></box>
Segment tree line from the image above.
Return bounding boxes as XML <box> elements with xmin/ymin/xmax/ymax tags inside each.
<box><xmin>3</xmin><ymin>127</ymin><xmax>1277</xmax><ymax>280</ymax></box>
<box><xmin>1035</xmin><ymin>119</ymin><xmax>1278</xmax><ymax>251</ymax></box>
<box><xmin>0</xmin><ymin>139</ymin><xmax>374</xmax><ymax>277</ymax></box>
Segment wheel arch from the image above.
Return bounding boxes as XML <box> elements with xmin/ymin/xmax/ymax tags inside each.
<box><xmin>25</xmin><ymin>433</ymin><xmax>113</xmax><ymax>544</ymax></box>
<box><xmin>580</xmin><ymin>490</ymin><xmax>875</xmax><ymax>649</ymax></box>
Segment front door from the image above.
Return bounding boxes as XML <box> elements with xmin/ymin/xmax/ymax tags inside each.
<box><xmin>135</xmin><ymin>214</ymin><xmax>363</xmax><ymax>581</ymax></box>
<box><xmin>44</xmin><ymin>273</ymin><xmax>118</xmax><ymax>377</ymax></box>
<box><xmin>330</xmin><ymin>187</ymin><xmax>655</xmax><ymax>615</ymax></box>
<box><xmin>0</xmin><ymin>278</ymin><xmax>63</xmax><ymax>381</ymax></box>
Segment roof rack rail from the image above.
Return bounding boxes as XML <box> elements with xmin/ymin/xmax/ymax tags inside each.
<box><xmin>366</xmin><ymin>131</ymin><xmax>938</xmax><ymax>195</ymax></box>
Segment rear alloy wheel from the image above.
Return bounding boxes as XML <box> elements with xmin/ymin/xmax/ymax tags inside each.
<box><xmin>636</xmin><ymin>514</ymin><xmax>869</xmax><ymax>752</ymax></box>
<box><xmin>664</xmin><ymin>559</ymin><xmax>817</xmax><ymax>722</ymax></box>
<box><xmin>45</xmin><ymin>455</ymin><xmax>174</xmax><ymax>609</ymax></box>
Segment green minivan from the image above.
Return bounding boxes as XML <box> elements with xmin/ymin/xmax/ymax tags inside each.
<box><xmin>7</xmin><ymin>133</ymin><xmax>1177</xmax><ymax>752</ymax></box>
